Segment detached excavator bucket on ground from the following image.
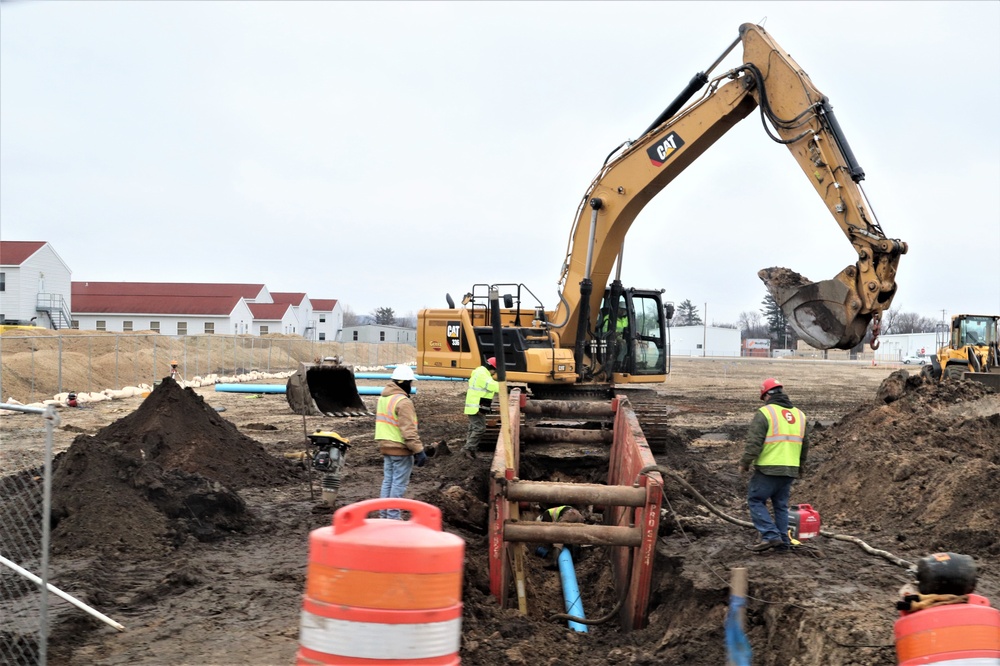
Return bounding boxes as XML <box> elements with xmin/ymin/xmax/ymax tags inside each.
<box><xmin>286</xmin><ymin>361</ymin><xmax>369</xmax><ymax>417</ymax></box>
<box><xmin>759</xmin><ymin>266</ymin><xmax>871</xmax><ymax>350</ymax></box>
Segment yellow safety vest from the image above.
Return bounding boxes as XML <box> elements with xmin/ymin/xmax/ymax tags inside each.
<box><xmin>465</xmin><ymin>365</ymin><xmax>498</xmax><ymax>415</ymax></box>
<box><xmin>375</xmin><ymin>394</ymin><xmax>409</xmax><ymax>443</ymax></box>
<box><xmin>755</xmin><ymin>404</ymin><xmax>805</xmax><ymax>467</ymax></box>
<box><xmin>542</xmin><ymin>506</ymin><xmax>572</xmax><ymax>522</ymax></box>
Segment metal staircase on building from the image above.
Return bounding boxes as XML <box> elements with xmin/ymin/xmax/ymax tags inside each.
<box><xmin>36</xmin><ymin>293</ymin><xmax>72</xmax><ymax>330</ymax></box>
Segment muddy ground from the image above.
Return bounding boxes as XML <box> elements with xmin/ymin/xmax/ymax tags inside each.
<box><xmin>1</xmin><ymin>357</ymin><xmax>998</xmax><ymax>665</ymax></box>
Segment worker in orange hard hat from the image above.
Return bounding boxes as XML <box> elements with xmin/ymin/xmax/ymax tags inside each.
<box><xmin>739</xmin><ymin>378</ymin><xmax>811</xmax><ymax>554</ymax></box>
<box><xmin>462</xmin><ymin>356</ymin><xmax>499</xmax><ymax>460</ymax></box>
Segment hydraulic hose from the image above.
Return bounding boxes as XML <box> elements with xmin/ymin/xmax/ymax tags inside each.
<box><xmin>637</xmin><ymin>465</ymin><xmax>914</xmax><ymax>570</ymax></box>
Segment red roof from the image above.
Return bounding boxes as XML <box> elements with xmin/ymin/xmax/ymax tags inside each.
<box><xmin>70</xmin><ymin>282</ymin><xmax>268</xmax><ymax>315</ymax></box>
<box><xmin>311</xmin><ymin>299</ymin><xmax>338</xmax><ymax>311</ymax></box>
<box><xmin>248</xmin><ymin>303</ymin><xmax>292</xmax><ymax>320</ymax></box>
<box><xmin>72</xmin><ymin>294</ymin><xmax>245</xmax><ymax>316</ymax></box>
<box><xmin>73</xmin><ymin>282</ymin><xmax>267</xmax><ymax>299</ymax></box>
<box><xmin>0</xmin><ymin>241</ymin><xmax>47</xmax><ymax>266</ymax></box>
<box><xmin>271</xmin><ymin>292</ymin><xmax>307</xmax><ymax>306</ymax></box>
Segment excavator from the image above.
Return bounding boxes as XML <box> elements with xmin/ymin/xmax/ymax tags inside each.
<box><xmin>417</xmin><ymin>22</ymin><xmax>907</xmax><ymax>393</ymax></box>
<box><xmin>414</xmin><ymin>24</ymin><xmax>909</xmax><ymax>628</ymax></box>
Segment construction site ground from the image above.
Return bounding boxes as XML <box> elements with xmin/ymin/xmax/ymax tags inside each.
<box><xmin>1</xmin><ymin>357</ymin><xmax>998</xmax><ymax>666</ymax></box>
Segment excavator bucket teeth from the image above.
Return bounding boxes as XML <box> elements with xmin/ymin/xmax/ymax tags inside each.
<box><xmin>758</xmin><ymin>267</ymin><xmax>869</xmax><ymax>350</ymax></box>
<box><xmin>286</xmin><ymin>362</ymin><xmax>369</xmax><ymax>417</ymax></box>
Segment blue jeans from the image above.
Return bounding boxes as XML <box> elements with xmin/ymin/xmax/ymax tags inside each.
<box><xmin>747</xmin><ymin>471</ymin><xmax>794</xmax><ymax>545</ymax></box>
<box><xmin>380</xmin><ymin>454</ymin><xmax>414</xmax><ymax>520</ymax></box>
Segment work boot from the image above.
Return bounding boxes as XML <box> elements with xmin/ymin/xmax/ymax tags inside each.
<box><xmin>462</xmin><ymin>448</ymin><xmax>477</xmax><ymax>460</ymax></box>
<box><xmin>748</xmin><ymin>538</ymin><xmax>783</xmax><ymax>552</ymax></box>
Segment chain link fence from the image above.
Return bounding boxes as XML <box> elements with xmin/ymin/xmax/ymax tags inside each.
<box><xmin>1</xmin><ymin>405</ymin><xmax>54</xmax><ymax>666</ymax></box>
<box><xmin>0</xmin><ymin>332</ymin><xmax>416</xmax><ymax>405</ymax></box>
<box><xmin>0</xmin><ymin>332</ymin><xmax>415</xmax><ymax>664</ymax></box>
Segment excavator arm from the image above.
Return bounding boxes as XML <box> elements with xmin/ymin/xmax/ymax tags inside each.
<box><xmin>551</xmin><ymin>23</ymin><xmax>907</xmax><ymax>351</ymax></box>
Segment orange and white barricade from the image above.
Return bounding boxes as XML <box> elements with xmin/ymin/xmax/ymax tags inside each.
<box><xmin>297</xmin><ymin>498</ymin><xmax>465</xmax><ymax>665</ymax></box>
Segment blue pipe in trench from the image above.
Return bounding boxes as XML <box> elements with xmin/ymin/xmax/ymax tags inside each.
<box><xmin>557</xmin><ymin>547</ymin><xmax>588</xmax><ymax>633</ymax></box>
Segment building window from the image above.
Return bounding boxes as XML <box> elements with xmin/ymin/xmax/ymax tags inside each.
<box><xmin>319</xmin><ymin>315</ymin><xmax>326</xmax><ymax>323</ymax></box>
<box><xmin>177</xmin><ymin>322</ymin><xmax>187</xmax><ymax>335</ymax></box>
<box><xmin>96</xmin><ymin>320</ymin><xmax>106</xmax><ymax>331</ymax></box>
<box><xmin>260</xmin><ymin>325</ymin><xmax>269</xmax><ymax>335</ymax></box>
<box><xmin>379</xmin><ymin>331</ymin><xmax>386</xmax><ymax>341</ymax></box>
<box><xmin>123</xmin><ymin>320</ymin><xmax>133</xmax><ymax>332</ymax></box>
<box><xmin>319</xmin><ymin>332</ymin><xmax>326</xmax><ymax>341</ymax></box>
<box><xmin>204</xmin><ymin>322</ymin><xmax>214</xmax><ymax>334</ymax></box>
<box><xmin>0</xmin><ymin>272</ymin><xmax>5</xmax><ymax>291</ymax></box>
<box><xmin>71</xmin><ymin>320</ymin><xmax>79</xmax><ymax>329</ymax></box>
<box><xmin>352</xmin><ymin>331</ymin><xmax>359</xmax><ymax>341</ymax></box>
<box><xmin>150</xmin><ymin>321</ymin><xmax>160</xmax><ymax>333</ymax></box>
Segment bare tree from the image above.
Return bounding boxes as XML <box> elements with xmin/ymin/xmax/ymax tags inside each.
<box><xmin>890</xmin><ymin>311</ymin><xmax>938</xmax><ymax>334</ymax></box>
<box><xmin>737</xmin><ymin>310</ymin><xmax>769</xmax><ymax>339</ymax></box>
<box><xmin>342</xmin><ymin>305</ymin><xmax>363</xmax><ymax>327</ymax></box>
<box><xmin>396</xmin><ymin>311</ymin><xmax>417</xmax><ymax>328</ymax></box>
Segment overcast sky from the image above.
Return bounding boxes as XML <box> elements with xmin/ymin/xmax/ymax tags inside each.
<box><xmin>2</xmin><ymin>1</ymin><xmax>998</xmax><ymax>326</ymax></box>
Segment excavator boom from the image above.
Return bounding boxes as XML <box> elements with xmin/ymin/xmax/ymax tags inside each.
<box><xmin>552</xmin><ymin>23</ymin><xmax>907</xmax><ymax>350</ymax></box>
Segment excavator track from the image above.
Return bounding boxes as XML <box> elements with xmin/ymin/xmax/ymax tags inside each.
<box><xmin>612</xmin><ymin>387</ymin><xmax>677</xmax><ymax>453</ymax></box>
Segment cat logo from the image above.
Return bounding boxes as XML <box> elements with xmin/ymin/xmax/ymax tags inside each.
<box><xmin>446</xmin><ymin>321</ymin><xmax>461</xmax><ymax>351</ymax></box>
<box><xmin>646</xmin><ymin>132</ymin><xmax>685</xmax><ymax>167</ymax></box>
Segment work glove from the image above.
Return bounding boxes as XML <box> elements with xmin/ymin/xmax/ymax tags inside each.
<box><xmin>414</xmin><ymin>451</ymin><xmax>428</xmax><ymax>467</ymax></box>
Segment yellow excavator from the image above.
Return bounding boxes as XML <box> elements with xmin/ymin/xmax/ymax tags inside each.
<box><xmin>417</xmin><ymin>23</ymin><xmax>907</xmax><ymax>396</ymax></box>
<box><xmin>923</xmin><ymin>314</ymin><xmax>1000</xmax><ymax>386</ymax></box>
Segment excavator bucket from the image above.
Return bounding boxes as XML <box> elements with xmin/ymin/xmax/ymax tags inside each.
<box><xmin>758</xmin><ymin>267</ymin><xmax>870</xmax><ymax>350</ymax></box>
<box><xmin>286</xmin><ymin>361</ymin><xmax>369</xmax><ymax>417</ymax></box>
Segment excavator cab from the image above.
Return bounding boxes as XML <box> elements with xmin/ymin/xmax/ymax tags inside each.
<box><xmin>595</xmin><ymin>290</ymin><xmax>668</xmax><ymax>378</ymax></box>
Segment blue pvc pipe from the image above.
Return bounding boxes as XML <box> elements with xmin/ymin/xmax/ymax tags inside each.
<box><xmin>557</xmin><ymin>547</ymin><xmax>588</xmax><ymax>633</ymax></box>
<box><xmin>213</xmin><ymin>384</ymin><xmax>416</xmax><ymax>395</ymax></box>
<box><xmin>353</xmin><ymin>373</ymin><xmax>464</xmax><ymax>382</ymax></box>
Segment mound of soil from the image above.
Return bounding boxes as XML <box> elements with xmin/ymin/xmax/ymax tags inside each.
<box><xmin>801</xmin><ymin>372</ymin><xmax>1000</xmax><ymax>558</ymax></box>
<box><xmin>97</xmin><ymin>377</ymin><xmax>295</xmax><ymax>490</ymax></box>
<box><xmin>46</xmin><ymin>377</ymin><xmax>300</xmax><ymax>556</ymax></box>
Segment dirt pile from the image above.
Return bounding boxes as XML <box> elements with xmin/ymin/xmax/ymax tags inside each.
<box><xmin>801</xmin><ymin>371</ymin><xmax>1000</xmax><ymax>558</ymax></box>
<box><xmin>46</xmin><ymin>378</ymin><xmax>300</xmax><ymax>556</ymax></box>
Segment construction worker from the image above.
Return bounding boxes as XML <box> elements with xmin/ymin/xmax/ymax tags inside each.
<box><xmin>600</xmin><ymin>299</ymin><xmax>630</xmax><ymax>368</ymax></box>
<box><xmin>534</xmin><ymin>505</ymin><xmax>586</xmax><ymax>567</ymax></box>
<box><xmin>740</xmin><ymin>378</ymin><xmax>810</xmax><ymax>553</ymax></box>
<box><xmin>462</xmin><ymin>356</ymin><xmax>499</xmax><ymax>460</ymax></box>
<box><xmin>375</xmin><ymin>365</ymin><xmax>427</xmax><ymax>519</ymax></box>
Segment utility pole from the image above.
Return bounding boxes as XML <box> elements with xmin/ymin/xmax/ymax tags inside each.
<box><xmin>703</xmin><ymin>303</ymin><xmax>707</xmax><ymax>357</ymax></box>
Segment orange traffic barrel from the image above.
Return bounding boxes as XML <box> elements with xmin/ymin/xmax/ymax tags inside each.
<box><xmin>895</xmin><ymin>593</ymin><xmax>1000</xmax><ymax>665</ymax></box>
<box><xmin>297</xmin><ymin>498</ymin><xmax>465</xmax><ymax>665</ymax></box>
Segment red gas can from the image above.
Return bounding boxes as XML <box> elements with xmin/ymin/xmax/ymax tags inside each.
<box><xmin>789</xmin><ymin>504</ymin><xmax>821</xmax><ymax>540</ymax></box>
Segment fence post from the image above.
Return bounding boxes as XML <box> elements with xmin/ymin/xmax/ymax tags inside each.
<box><xmin>153</xmin><ymin>336</ymin><xmax>157</xmax><ymax>386</ymax></box>
<box><xmin>39</xmin><ymin>405</ymin><xmax>61</xmax><ymax>666</ymax></box>
<box><xmin>115</xmin><ymin>335</ymin><xmax>120</xmax><ymax>391</ymax></box>
<box><xmin>57</xmin><ymin>336</ymin><xmax>63</xmax><ymax>396</ymax></box>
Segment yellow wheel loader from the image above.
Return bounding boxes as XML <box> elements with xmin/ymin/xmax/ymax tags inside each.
<box><xmin>923</xmin><ymin>314</ymin><xmax>1000</xmax><ymax>388</ymax></box>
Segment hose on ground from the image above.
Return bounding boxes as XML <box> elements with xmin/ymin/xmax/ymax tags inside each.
<box><xmin>637</xmin><ymin>464</ymin><xmax>914</xmax><ymax>571</ymax></box>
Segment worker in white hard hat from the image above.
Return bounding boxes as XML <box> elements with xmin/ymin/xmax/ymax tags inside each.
<box><xmin>374</xmin><ymin>365</ymin><xmax>426</xmax><ymax>519</ymax></box>
<box><xmin>462</xmin><ymin>356</ymin><xmax>499</xmax><ymax>460</ymax></box>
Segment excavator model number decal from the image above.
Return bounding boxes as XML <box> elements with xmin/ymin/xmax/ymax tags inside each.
<box><xmin>647</xmin><ymin>132</ymin><xmax>685</xmax><ymax>167</ymax></box>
